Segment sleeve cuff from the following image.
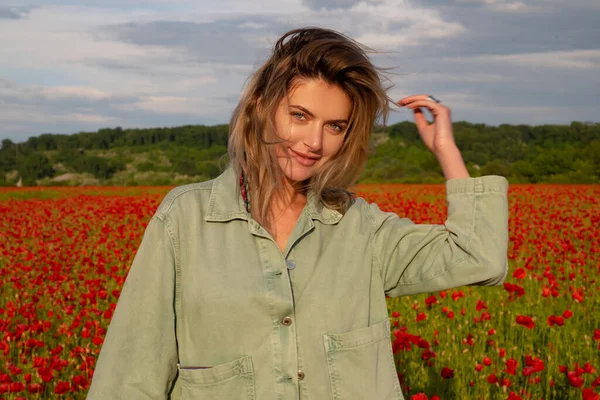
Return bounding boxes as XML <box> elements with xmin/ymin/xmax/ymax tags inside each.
<box><xmin>446</xmin><ymin>175</ymin><xmax>508</xmax><ymax>195</ymax></box>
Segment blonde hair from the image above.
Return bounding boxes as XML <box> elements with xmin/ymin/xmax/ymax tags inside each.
<box><xmin>228</xmin><ymin>27</ymin><xmax>392</xmax><ymax>229</ymax></box>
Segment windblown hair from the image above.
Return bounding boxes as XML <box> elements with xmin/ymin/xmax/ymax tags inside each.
<box><xmin>228</xmin><ymin>27</ymin><xmax>392</xmax><ymax>229</ymax></box>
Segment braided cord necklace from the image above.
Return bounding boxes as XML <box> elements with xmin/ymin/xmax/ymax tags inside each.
<box><xmin>240</xmin><ymin>171</ymin><xmax>251</xmax><ymax>214</ymax></box>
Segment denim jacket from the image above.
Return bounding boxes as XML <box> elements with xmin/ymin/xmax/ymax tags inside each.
<box><xmin>86</xmin><ymin>167</ymin><xmax>508</xmax><ymax>400</ymax></box>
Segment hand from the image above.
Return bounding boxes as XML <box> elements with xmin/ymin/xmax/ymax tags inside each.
<box><xmin>398</xmin><ymin>94</ymin><xmax>469</xmax><ymax>179</ymax></box>
<box><xmin>398</xmin><ymin>94</ymin><xmax>457</xmax><ymax>156</ymax></box>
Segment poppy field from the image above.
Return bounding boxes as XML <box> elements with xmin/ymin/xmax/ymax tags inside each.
<box><xmin>0</xmin><ymin>183</ymin><xmax>599</xmax><ymax>399</ymax></box>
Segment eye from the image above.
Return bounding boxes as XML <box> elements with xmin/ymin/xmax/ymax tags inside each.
<box><xmin>328</xmin><ymin>123</ymin><xmax>345</xmax><ymax>133</ymax></box>
<box><xmin>291</xmin><ymin>112</ymin><xmax>307</xmax><ymax>121</ymax></box>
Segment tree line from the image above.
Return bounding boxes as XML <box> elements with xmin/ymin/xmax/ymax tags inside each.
<box><xmin>1</xmin><ymin>121</ymin><xmax>599</xmax><ymax>185</ymax></box>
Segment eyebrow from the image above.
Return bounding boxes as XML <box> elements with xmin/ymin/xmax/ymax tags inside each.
<box><xmin>289</xmin><ymin>105</ymin><xmax>349</xmax><ymax>125</ymax></box>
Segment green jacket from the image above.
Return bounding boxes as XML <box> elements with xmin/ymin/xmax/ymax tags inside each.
<box><xmin>86</xmin><ymin>167</ymin><xmax>508</xmax><ymax>400</ymax></box>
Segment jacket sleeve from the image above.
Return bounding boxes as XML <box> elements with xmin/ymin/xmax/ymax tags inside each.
<box><xmin>369</xmin><ymin>175</ymin><xmax>509</xmax><ymax>298</ymax></box>
<box><xmin>86</xmin><ymin>214</ymin><xmax>179</xmax><ymax>399</ymax></box>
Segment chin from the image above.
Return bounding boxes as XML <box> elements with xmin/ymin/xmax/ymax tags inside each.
<box><xmin>283</xmin><ymin>169</ymin><xmax>315</xmax><ymax>183</ymax></box>
<box><xmin>279</xmin><ymin>162</ymin><xmax>316</xmax><ymax>184</ymax></box>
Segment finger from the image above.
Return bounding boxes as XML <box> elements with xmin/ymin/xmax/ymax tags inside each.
<box><xmin>405</xmin><ymin>100</ymin><xmax>449</xmax><ymax>117</ymax></box>
<box><xmin>398</xmin><ymin>94</ymin><xmax>435</xmax><ymax>106</ymax></box>
<box><xmin>413</xmin><ymin>108</ymin><xmax>430</xmax><ymax>132</ymax></box>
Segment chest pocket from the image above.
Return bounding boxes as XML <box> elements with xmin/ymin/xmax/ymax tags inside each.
<box><xmin>323</xmin><ymin>319</ymin><xmax>404</xmax><ymax>400</ymax></box>
<box><xmin>177</xmin><ymin>355</ymin><xmax>255</xmax><ymax>400</ymax></box>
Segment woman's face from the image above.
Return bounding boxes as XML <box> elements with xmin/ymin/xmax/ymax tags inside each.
<box><xmin>273</xmin><ymin>78</ymin><xmax>352</xmax><ymax>184</ymax></box>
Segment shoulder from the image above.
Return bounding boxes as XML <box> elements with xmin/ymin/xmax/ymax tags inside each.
<box><xmin>343</xmin><ymin>195</ymin><xmax>415</xmax><ymax>238</ymax></box>
<box><xmin>154</xmin><ymin>178</ymin><xmax>216</xmax><ymax>221</ymax></box>
<box><xmin>342</xmin><ymin>196</ymin><xmax>397</xmax><ymax>230</ymax></box>
<box><xmin>347</xmin><ymin>196</ymin><xmax>395</xmax><ymax>219</ymax></box>
<box><xmin>152</xmin><ymin>167</ymin><xmax>242</xmax><ymax>224</ymax></box>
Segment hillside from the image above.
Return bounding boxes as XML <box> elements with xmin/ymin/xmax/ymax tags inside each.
<box><xmin>1</xmin><ymin>121</ymin><xmax>599</xmax><ymax>186</ymax></box>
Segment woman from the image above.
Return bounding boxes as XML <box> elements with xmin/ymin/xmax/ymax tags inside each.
<box><xmin>86</xmin><ymin>27</ymin><xmax>508</xmax><ymax>400</ymax></box>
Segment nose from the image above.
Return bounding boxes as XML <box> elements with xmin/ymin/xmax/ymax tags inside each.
<box><xmin>303</xmin><ymin>123</ymin><xmax>323</xmax><ymax>152</ymax></box>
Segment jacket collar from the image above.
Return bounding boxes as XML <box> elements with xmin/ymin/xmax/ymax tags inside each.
<box><xmin>205</xmin><ymin>167</ymin><xmax>342</xmax><ymax>225</ymax></box>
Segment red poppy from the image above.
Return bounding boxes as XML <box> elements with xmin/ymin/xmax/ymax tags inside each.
<box><xmin>425</xmin><ymin>295</ymin><xmax>437</xmax><ymax>307</ymax></box>
<box><xmin>441</xmin><ymin>367</ymin><xmax>454</xmax><ymax>379</ymax></box>
<box><xmin>547</xmin><ymin>315</ymin><xmax>564</xmax><ymax>327</ymax></box>
<box><xmin>512</xmin><ymin>268</ymin><xmax>526</xmax><ymax>279</ymax></box>
<box><xmin>568</xmin><ymin>375</ymin><xmax>584</xmax><ymax>388</ymax></box>
<box><xmin>516</xmin><ymin>315</ymin><xmax>535</xmax><ymax>329</ymax></box>
<box><xmin>415</xmin><ymin>312</ymin><xmax>427</xmax><ymax>322</ymax></box>
<box><xmin>506</xmin><ymin>358</ymin><xmax>518</xmax><ymax>375</ymax></box>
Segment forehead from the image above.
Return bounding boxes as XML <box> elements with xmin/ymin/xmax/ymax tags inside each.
<box><xmin>285</xmin><ymin>78</ymin><xmax>352</xmax><ymax>119</ymax></box>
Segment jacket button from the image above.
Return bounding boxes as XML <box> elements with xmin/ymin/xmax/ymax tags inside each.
<box><xmin>286</xmin><ymin>260</ymin><xmax>296</xmax><ymax>270</ymax></box>
<box><xmin>297</xmin><ymin>370</ymin><xmax>305</xmax><ymax>380</ymax></box>
<box><xmin>282</xmin><ymin>317</ymin><xmax>292</xmax><ymax>326</ymax></box>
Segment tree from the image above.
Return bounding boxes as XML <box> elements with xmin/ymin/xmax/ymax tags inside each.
<box><xmin>18</xmin><ymin>153</ymin><xmax>55</xmax><ymax>185</ymax></box>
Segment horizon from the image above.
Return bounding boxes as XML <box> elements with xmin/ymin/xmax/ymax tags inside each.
<box><xmin>8</xmin><ymin>119</ymin><xmax>599</xmax><ymax>146</ymax></box>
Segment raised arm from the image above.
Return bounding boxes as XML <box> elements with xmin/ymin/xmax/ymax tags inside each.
<box><xmin>371</xmin><ymin>94</ymin><xmax>509</xmax><ymax>297</ymax></box>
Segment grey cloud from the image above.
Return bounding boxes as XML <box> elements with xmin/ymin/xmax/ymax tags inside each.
<box><xmin>393</xmin><ymin>1</ymin><xmax>600</xmax><ymax>61</ymax></box>
<box><xmin>99</xmin><ymin>17</ymin><xmax>291</xmax><ymax>65</ymax></box>
<box><xmin>80</xmin><ymin>58</ymin><xmax>162</xmax><ymax>77</ymax></box>
<box><xmin>381</xmin><ymin>49</ymin><xmax>599</xmax><ymax>128</ymax></box>
<box><xmin>0</xmin><ymin>6</ymin><xmax>26</xmax><ymax>19</ymax></box>
<box><xmin>417</xmin><ymin>0</ymin><xmax>600</xmax><ymax>10</ymax></box>
<box><xmin>1</xmin><ymin>0</ymin><xmax>160</xmax><ymax>10</ymax></box>
<box><xmin>302</xmin><ymin>0</ymin><xmax>383</xmax><ymax>11</ymax></box>
<box><xmin>1</xmin><ymin>106</ymin><xmax>225</xmax><ymax>142</ymax></box>
<box><xmin>0</xmin><ymin>77</ymin><xmax>238</xmax><ymax>141</ymax></box>
<box><xmin>395</xmin><ymin>60</ymin><xmax>599</xmax><ymax>108</ymax></box>
<box><xmin>83</xmin><ymin>57</ymin><xmax>254</xmax><ymax>80</ymax></box>
<box><xmin>0</xmin><ymin>88</ymin><xmax>137</xmax><ymax>110</ymax></box>
<box><xmin>3</xmin><ymin>1</ymin><xmax>599</xmax><ymax>141</ymax></box>
<box><xmin>0</xmin><ymin>78</ymin><xmax>18</xmax><ymax>89</ymax></box>
<box><xmin>0</xmin><ymin>78</ymin><xmax>138</xmax><ymax>122</ymax></box>
<box><xmin>302</xmin><ymin>0</ymin><xmax>361</xmax><ymax>11</ymax></box>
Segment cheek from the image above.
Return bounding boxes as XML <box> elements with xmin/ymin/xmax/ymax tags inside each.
<box><xmin>274</xmin><ymin>141</ymin><xmax>290</xmax><ymax>159</ymax></box>
<box><xmin>273</xmin><ymin>111</ymin><xmax>296</xmax><ymax>142</ymax></box>
<box><xmin>275</xmin><ymin>125</ymin><xmax>299</xmax><ymax>145</ymax></box>
<box><xmin>323</xmin><ymin>135</ymin><xmax>345</xmax><ymax>157</ymax></box>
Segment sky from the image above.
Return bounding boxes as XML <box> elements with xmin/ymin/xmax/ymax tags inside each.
<box><xmin>0</xmin><ymin>0</ymin><xmax>599</xmax><ymax>142</ymax></box>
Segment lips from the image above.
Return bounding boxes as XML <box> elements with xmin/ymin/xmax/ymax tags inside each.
<box><xmin>289</xmin><ymin>148</ymin><xmax>320</xmax><ymax>167</ymax></box>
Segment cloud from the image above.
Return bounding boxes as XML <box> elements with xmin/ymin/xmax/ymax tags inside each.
<box><xmin>416</xmin><ymin>0</ymin><xmax>567</xmax><ymax>12</ymax></box>
<box><xmin>302</xmin><ymin>0</ymin><xmax>382</xmax><ymax>11</ymax></box>
<box><xmin>0</xmin><ymin>7</ymin><xmax>20</xmax><ymax>19</ymax></box>
<box><xmin>0</xmin><ymin>79</ymin><xmax>136</xmax><ymax>113</ymax></box>
<box><xmin>393</xmin><ymin>0</ymin><xmax>600</xmax><ymax>65</ymax></box>
<box><xmin>40</xmin><ymin>86</ymin><xmax>112</xmax><ymax>100</ymax></box>
<box><xmin>0</xmin><ymin>77</ymin><xmax>224</xmax><ymax>137</ymax></box>
<box><xmin>460</xmin><ymin>49</ymin><xmax>600</xmax><ymax>70</ymax></box>
<box><xmin>0</xmin><ymin>0</ymin><xmax>599</xmax><ymax>141</ymax></box>
<box><xmin>100</xmin><ymin>19</ymin><xmax>275</xmax><ymax>65</ymax></box>
<box><xmin>451</xmin><ymin>0</ymin><xmax>532</xmax><ymax>12</ymax></box>
<box><xmin>0</xmin><ymin>6</ymin><xmax>28</xmax><ymax>19</ymax></box>
<box><xmin>122</xmin><ymin>95</ymin><xmax>226</xmax><ymax>116</ymax></box>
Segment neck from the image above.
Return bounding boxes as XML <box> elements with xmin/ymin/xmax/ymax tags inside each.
<box><xmin>270</xmin><ymin>177</ymin><xmax>307</xmax><ymax>215</ymax></box>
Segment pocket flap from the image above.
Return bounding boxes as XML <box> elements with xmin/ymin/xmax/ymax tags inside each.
<box><xmin>324</xmin><ymin>319</ymin><xmax>391</xmax><ymax>353</ymax></box>
<box><xmin>178</xmin><ymin>355</ymin><xmax>253</xmax><ymax>385</ymax></box>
